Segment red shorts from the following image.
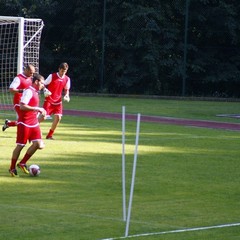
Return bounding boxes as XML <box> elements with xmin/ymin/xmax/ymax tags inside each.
<box><xmin>43</xmin><ymin>101</ymin><xmax>63</xmax><ymax>116</ymax></box>
<box><xmin>16</xmin><ymin>123</ymin><xmax>42</xmax><ymax>145</ymax></box>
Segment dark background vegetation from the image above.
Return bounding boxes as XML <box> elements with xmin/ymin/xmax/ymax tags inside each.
<box><xmin>1</xmin><ymin>0</ymin><xmax>240</xmax><ymax>97</ymax></box>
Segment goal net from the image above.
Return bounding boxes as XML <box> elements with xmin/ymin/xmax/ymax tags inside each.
<box><xmin>0</xmin><ymin>16</ymin><xmax>44</xmax><ymax>115</ymax></box>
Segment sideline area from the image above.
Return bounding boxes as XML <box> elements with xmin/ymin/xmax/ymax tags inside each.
<box><xmin>64</xmin><ymin>109</ymin><xmax>240</xmax><ymax>131</ymax></box>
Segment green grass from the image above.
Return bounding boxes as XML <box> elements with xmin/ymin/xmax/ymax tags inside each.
<box><xmin>64</xmin><ymin>95</ymin><xmax>240</xmax><ymax>122</ymax></box>
<box><xmin>0</xmin><ymin>96</ymin><xmax>240</xmax><ymax>240</ymax></box>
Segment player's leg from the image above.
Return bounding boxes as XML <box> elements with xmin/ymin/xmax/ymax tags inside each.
<box><xmin>9</xmin><ymin>124</ymin><xmax>27</xmax><ymax>176</ymax></box>
<box><xmin>43</xmin><ymin>100</ymin><xmax>55</xmax><ymax>139</ymax></box>
<box><xmin>46</xmin><ymin>114</ymin><xmax>62</xmax><ymax>139</ymax></box>
<box><xmin>2</xmin><ymin>105</ymin><xmax>20</xmax><ymax>131</ymax></box>
<box><xmin>46</xmin><ymin>104</ymin><xmax>62</xmax><ymax>140</ymax></box>
<box><xmin>19</xmin><ymin>141</ymin><xmax>40</xmax><ymax>166</ymax></box>
<box><xmin>2</xmin><ymin>119</ymin><xmax>10</xmax><ymax>131</ymax></box>
<box><xmin>3</xmin><ymin>119</ymin><xmax>18</xmax><ymax>129</ymax></box>
<box><xmin>18</xmin><ymin>126</ymin><xmax>43</xmax><ymax>174</ymax></box>
<box><xmin>9</xmin><ymin>144</ymin><xmax>24</xmax><ymax>176</ymax></box>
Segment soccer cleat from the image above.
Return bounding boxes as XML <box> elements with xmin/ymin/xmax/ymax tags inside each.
<box><xmin>46</xmin><ymin>136</ymin><xmax>54</xmax><ymax>140</ymax></box>
<box><xmin>9</xmin><ymin>169</ymin><xmax>18</xmax><ymax>177</ymax></box>
<box><xmin>17</xmin><ymin>163</ymin><xmax>29</xmax><ymax>174</ymax></box>
<box><xmin>2</xmin><ymin>119</ymin><xmax>9</xmax><ymax>131</ymax></box>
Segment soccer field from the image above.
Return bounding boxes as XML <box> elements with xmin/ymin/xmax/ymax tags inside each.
<box><xmin>0</xmin><ymin>96</ymin><xmax>240</xmax><ymax>240</ymax></box>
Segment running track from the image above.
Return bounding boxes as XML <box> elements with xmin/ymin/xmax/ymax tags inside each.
<box><xmin>1</xmin><ymin>104</ymin><xmax>239</xmax><ymax>131</ymax></box>
<box><xmin>64</xmin><ymin>109</ymin><xmax>240</xmax><ymax>131</ymax></box>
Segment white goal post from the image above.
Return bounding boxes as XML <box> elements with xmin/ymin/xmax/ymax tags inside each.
<box><xmin>0</xmin><ymin>16</ymin><xmax>44</xmax><ymax>113</ymax></box>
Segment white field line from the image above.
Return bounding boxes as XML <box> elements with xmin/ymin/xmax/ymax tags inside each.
<box><xmin>99</xmin><ymin>222</ymin><xmax>240</xmax><ymax>240</ymax></box>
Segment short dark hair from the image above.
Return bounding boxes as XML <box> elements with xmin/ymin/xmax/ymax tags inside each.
<box><xmin>59</xmin><ymin>62</ymin><xmax>69</xmax><ymax>70</ymax></box>
<box><xmin>32</xmin><ymin>73</ymin><xmax>44</xmax><ymax>83</ymax></box>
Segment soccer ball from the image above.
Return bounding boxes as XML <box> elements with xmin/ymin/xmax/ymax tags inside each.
<box><xmin>29</xmin><ymin>164</ymin><xmax>41</xmax><ymax>176</ymax></box>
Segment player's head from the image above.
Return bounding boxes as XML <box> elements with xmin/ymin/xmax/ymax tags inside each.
<box><xmin>32</xmin><ymin>73</ymin><xmax>45</xmax><ymax>90</ymax></box>
<box><xmin>24</xmin><ymin>64</ymin><xmax>35</xmax><ymax>77</ymax></box>
<box><xmin>58</xmin><ymin>62</ymin><xmax>69</xmax><ymax>77</ymax></box>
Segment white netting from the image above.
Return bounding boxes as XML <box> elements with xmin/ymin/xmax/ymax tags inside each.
<box><xmin>0</xmin><ymin>16</ymin><xmax>44</xmax><ymax>114</ymax></box>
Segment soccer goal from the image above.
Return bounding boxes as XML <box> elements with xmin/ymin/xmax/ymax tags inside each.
<box><xmin>0</xmin><ymin>16</ymin><xmax>44</xmax><ymax>114</ymax></box>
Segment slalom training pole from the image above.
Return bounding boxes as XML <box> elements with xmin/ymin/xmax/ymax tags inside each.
<box><xmin>125</xmin><ymin>113</ymin><xmax>141</xmax><ymax>237</ymax></box>
<box><xmin>122</xmin><ymin>106</ymin><xmax>126</xmax><ymax>221</ymax></box>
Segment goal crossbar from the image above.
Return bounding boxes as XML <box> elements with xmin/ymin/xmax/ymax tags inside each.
<box><xmin>0</xmin><ymin>15</ymin><xmax>44</xmax><ymax>113</ymax></box>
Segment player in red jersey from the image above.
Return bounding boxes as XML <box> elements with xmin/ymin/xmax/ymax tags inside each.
<box><xmin>2</xmin><ymin>64</ymin><xmax>35</xmax><ymax>131</ymax></box>
<box><xmin>9</xmin><ymin>73</ymin><xmax>46</xmax><ymax>177</ymax></box>
<box><xmin>42</xmin><ymin>62</ymin><xmax>71</xmax><ymax>140</ymax></box>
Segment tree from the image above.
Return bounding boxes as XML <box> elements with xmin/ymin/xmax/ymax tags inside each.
<box><xmin>187</xmin><ymin>0</ymin><xmax>240</xmax><ymax>96</ymax></box>
<box><xmin>1</xmin><ymin>0</ymin><xmax>240</xmax><ymax>96</ymax></box>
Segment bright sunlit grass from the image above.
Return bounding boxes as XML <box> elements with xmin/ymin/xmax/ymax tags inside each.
<box><xmin>0</xmin><ymin>96</ymin><xmax>240</xmax><ymax>240</ymax></box>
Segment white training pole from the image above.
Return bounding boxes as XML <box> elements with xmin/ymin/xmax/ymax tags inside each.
<box><xmin>122</xmin><ymin>106</ymin><xmax>126</xmax><ymax>221</ymax></box>
<box><xmin>125</xmin><ymin>113</ymin><xmax>141</xmax><ymax>237</ymax></box>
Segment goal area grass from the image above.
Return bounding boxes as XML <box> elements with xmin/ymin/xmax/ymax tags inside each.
<box><xmin>0</xmin><ymin>96</ymin><xmax>240</xmax><ymax>240</ymax></box>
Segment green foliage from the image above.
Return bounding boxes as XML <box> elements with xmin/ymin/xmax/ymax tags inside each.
<box><xmin>188</xmin><ymin>0</ymin><xmax>240</xmax><ymax>88</ymax></box>
<box><xmin>1</xmin><ymin>1</ymin><xmax>240</xmax><ymax>96</ymax></box>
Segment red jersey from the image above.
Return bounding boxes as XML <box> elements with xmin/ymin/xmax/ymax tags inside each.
<box><xmin>9</xmin><ymin>74</ymin><xmax>32</xmax><ymax>105</ymax></box>
<box><xmin>44</xmin><ymin>72</ymin><xmax>70</xmax><ymax>105</ymax></box>
<box><xmin>18</xmin><ymin>86</ymin><xmax>40</xmax><ymax>127</ymax></box>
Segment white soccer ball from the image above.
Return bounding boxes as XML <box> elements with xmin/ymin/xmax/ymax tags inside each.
<box><xmin>29</xmin><ymin>164</ymin><xmax>41</xmax><ymax>177</ymax></box>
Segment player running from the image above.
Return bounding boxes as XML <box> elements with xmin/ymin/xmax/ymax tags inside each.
<box><xmin>42</xmin><ymin>62</ymin><xmax>71</xmax><ymax>140</ymax></box>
